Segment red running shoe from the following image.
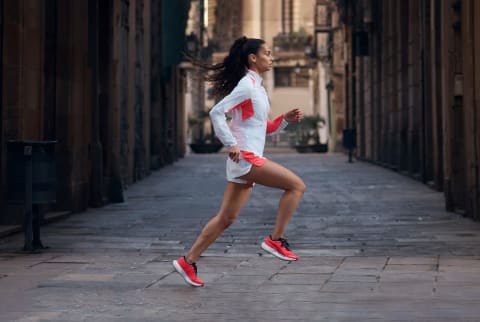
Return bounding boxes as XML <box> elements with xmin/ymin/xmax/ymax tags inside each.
<box><xmin>261</xmin><ymin>235</ymin><xmax>299</xmax><ymax>261</ymax></box>
<box><xmin>172</xmin><ymin>256</ymin><xmax>205</xmax><ymax>287</ymax></box>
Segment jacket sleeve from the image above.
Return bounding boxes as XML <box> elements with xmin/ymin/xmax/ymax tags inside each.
<box><xmin>266</xmin><ymin>115</ymin><xmax>289</xmax><ymax>136</ymax></box>
<box><xmin>209</xmin><ymin>82</ymin><xmax>252</xmax><ymax>147</ymax></box>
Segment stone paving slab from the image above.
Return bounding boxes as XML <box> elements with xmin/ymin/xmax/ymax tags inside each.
<box><xmin>1</xmin><ymin>151</ymin><xmax>480</xmax><ymax>321</ymax></box>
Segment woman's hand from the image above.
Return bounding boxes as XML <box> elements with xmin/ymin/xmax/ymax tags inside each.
<box><xmin>284</xmin><ymin>108</ymin><xmax>303</xmax><ymax>123</ymax></box>
<box><xmin>228</xmin><ymin>145</ymin><xmax>241</xmax><ymax>163</ymax></box>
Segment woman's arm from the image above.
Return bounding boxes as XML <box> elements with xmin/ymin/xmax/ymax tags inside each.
<box><xmin>209</xmin><ymin>81</ymin><xmax>252</xmax><ymax>147</ymax></box>
<box><xmin>266</xmin><ymin>115</ymin><xmax>289</xmax><ymax>135</ymax></box>
<box><xmin>266</xmin><ymin>108</ymin><xmax>303</xmax><ymax>135</ymax></box>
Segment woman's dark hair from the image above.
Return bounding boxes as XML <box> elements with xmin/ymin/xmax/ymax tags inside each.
<box><xmin>201</xmin><ymin>36</ymin><xmax>265</xmax><ymax>99</ymax></box>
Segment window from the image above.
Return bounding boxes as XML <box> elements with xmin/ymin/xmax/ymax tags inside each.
<box><xmin>274</xmin><ymin>67</ymin><xmax>309</xmax><ymax>88</ymax></box>
<box><xmin>282</xmin><ymin>0</ymin><xmax>294</xmax><ymax>34</ymax></box>
<box><xmin>316</xmin><ymin>4</ymin><xmax>330</xmax><ymax>29</ymax></box>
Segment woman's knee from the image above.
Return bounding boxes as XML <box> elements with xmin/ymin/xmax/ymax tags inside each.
<box><xmin>297</xmin><ymin>180</ymin><xmax>307</xmax><ymax>194</ymax></box>
<box><xmin>216</xmin><ymin>213</ymin><xmax>237</xmax><ymax>229</ymax></box>
<box><xmin>291</xmin><ymin>178</ymin><xmax>306</xmax><ymax>194</ymax></box>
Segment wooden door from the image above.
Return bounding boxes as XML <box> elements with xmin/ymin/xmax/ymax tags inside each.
<box><xmin>0</xmin><ymin>0</ymin><xmax>4</xmax><ymax>218</ymax></box>
<box><xmin>441</xmin><ymin>0</ymin><xmax>466</xmax><ymax>213</ymax></box>
<box><xmin>119</xmin><ymin>0</ymin><xmax>130</xmax><ymax>185</ymax></box>
<box><xmin>475</xmin><ymin>0</ymin><xmax>480</xmax><ymax>219</ymax></box>
<box><xmin>462</xmin><ymin>0</ymin><xmax>480</xmax><ymax>218</ymax></box>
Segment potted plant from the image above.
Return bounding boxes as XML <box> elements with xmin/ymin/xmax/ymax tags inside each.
<box><xmin>188</xmin><ymin>110</ymin><xmax>223</xmax><ymax>153</ymax></box>
<box><xmin>287</xmin><ymin>115</ymin><xmax>328</xmax><ymax>153</ymax></box>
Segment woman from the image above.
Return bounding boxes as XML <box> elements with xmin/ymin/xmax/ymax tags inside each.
<box><xmin>173</xmin><ymin>36</ymin><xmax>306</xmax><ymax>287</ymax></box>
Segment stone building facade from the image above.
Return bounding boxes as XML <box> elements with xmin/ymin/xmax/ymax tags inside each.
<box><xmin>0</xmin><ymin>0</ymin><xmax>190</xmax><ymax>224</ymax></box>
<box><xmin>338</xmin><ymin>0</ymin><xmax>480</xmax><ymax>219</ymax></box>
<box><xmin>196</xmin><ymin>0</ymin><xmax>348</xmax><ymax>150</ymax></box>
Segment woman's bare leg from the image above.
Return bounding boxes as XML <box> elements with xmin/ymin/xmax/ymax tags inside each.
<box><xmin>185</xmin><ymin>182</ymin><xmax>253</xmax><ymax>263</ymax></box>
<box><xmin>239</xmin><ymin>160</ymin><xmax>305</xmax><ymax>240</ymax></box>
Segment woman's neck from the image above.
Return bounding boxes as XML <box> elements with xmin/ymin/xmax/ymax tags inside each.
<box><xmin>248</xmin><ymin>67</ymin><xmax>262</xmax><ymax>76</ymax></box>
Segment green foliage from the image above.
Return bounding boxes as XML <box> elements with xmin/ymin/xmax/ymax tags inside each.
<box><xmin>286</xmin><ymin>114</ymin><xmax>325</xmax><ymax>145</ymax></box>
<box><xmin>188</xmin><ymin>108</ymin><xmax>221</xmax><ymax>144</ymax></box>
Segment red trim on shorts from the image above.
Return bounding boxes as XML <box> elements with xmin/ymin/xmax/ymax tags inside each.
<box><xmin>241</xmin><ymin>151</ymin><xmax>267</xmax><ymax>166</ymax></box>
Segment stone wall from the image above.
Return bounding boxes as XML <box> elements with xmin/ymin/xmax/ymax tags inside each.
<box><xmin>0</xmin><ymin>0</ymin><xmax>188</xmax><ymax>224</ymax></box>
<box><xmin>340</xmin><ymin>0</ymin><xmax>480</xmax><ymax>219</ymax></box>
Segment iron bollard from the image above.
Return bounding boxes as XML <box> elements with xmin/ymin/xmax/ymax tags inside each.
<box><xmin>7</xmin><ymin>140</ymin><xmax>57</xmax><ymax>252</ymax></box>
<box><xmin>342</xmin><ymin>128</ymin><xmax>356</xmax><ymax>163</ymax></box>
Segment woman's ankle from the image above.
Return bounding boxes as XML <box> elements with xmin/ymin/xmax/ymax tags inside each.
<box><xmin>270</xmin><ymin>234</ymin><xmax>283</xmax><ymax>241</ymax></box>
<box><xmin>184</xmin><ymin>255</ymin><xmax>195</xmax><ymax>264</ymax></box>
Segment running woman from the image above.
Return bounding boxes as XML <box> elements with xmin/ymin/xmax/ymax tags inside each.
<box><xmin>173</xmin><ymin>36</ymin><xmax>306</xmax><ymax>287</ymax></box>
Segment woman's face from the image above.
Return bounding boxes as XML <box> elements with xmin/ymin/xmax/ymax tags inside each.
<box><xmin>249</xmin><ymin>44</ymin><xmax>273</xmax><ymax>73</ymax></box>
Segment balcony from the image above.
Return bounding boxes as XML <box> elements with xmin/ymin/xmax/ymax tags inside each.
<box><xmin>273</xmin><ymin>30</ymin><xmax>313</xmax><ymax>54</ymax></box>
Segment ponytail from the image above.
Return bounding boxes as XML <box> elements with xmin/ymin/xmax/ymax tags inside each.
<box><xmin>200</xmin><ymin>36</ymin><xmax>265</xmax><ymax>99</ymax></box>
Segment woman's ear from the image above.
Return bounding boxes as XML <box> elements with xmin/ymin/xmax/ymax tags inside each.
<box><xmin>248</xmin><ymin>53</ymin><xmax>257</xmax><ymax>64</ymax></box>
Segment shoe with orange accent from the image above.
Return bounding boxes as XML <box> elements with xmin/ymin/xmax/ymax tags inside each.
<box><xmin>172</xmin><ymin>256</ymin><xmax>205</xmax><ymax>287</ymax></box>
<box><xmin>261</xmin><ymin>236</ymin><xmax>299</xmax><ymax>261</ymax></box>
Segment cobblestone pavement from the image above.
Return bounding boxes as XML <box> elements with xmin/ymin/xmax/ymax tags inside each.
<box><xmin>2</xmin><ymin>150</ymin><xmax>480</xmax><ymax>322</ymax></box>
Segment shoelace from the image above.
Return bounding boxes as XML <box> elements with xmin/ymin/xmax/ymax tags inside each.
<box><xmin>183</xmin><ymin>257</ymin><xmax>198</xmax><ymax>275</ymax></box>
<box><xmin>279</xmin><ymin>238</ymin><xmax>291</xmax><ymax>250</ymax></box>
<box><xmin>191</xmin><ymin>262</ymin><xmax>198</xmax><ymax>274</ymax></box>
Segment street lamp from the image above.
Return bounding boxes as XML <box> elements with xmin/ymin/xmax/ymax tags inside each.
<box><xmin>304</xmin><ymin>44</ymin><xmax>313</xmax><ymax>58</ymax></box>
<box><xmin>294</xmin><ymin>62</ymin><xmax>301</xmax><ymax>75</ymax></box>
<box><xmin>185</xmin><ymin>32</ymin><xmax>198</xmax><ymax>57</ymax></box>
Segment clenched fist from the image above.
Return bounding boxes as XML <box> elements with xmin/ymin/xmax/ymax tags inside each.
<box><xmin>284</xmin><ymin>108</ymin><xmax>303</xmax><ymax>123</ymax></box>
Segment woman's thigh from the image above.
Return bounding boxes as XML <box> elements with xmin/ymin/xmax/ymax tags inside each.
<box><xmin>239</xmin><ymin>160</ymin><xmax>305</xmax><ymax>191</ymax></box>
<box><xmin>217</xmin><ymin>182</ymin><xmax>253</xmax><ymax>219</ymax></box>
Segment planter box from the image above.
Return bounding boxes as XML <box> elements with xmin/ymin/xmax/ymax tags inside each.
<box><xmin>294</xmin><ymin>144</ymin><xmax>328</xmax><ymax>153</ymax></box>
<box><xmin>189</xmin><ymin>143</ymin><xmax>223</xmax><ymax>154</ymax></box>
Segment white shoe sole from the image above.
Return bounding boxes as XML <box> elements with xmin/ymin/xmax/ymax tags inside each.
<box><xmin>261</xmin><ymin>242</ymin><xmax>298</xmax><ymax>261</ymax></box>
<box><xmin>172</xmin><ymin>260</ymin><xmax>204</xmax><ymax>287</ymax></box>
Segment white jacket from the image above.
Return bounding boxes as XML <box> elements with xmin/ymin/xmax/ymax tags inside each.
<box><xmin>209</xmin><ymin>70</ymin><xmax>288</xmax><ymax>182</ymax></box>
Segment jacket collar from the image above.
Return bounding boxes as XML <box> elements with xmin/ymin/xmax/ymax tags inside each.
<box><xmin>247</xmin><ymin>69</ymin><xmax>263</xmax><ymax>85</ymax></box>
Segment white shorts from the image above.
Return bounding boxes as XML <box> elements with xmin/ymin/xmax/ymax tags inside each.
<box><xmin>226</xmin><ymin>158</ymin><xmax>253</xmax><ymax>184</ymax></box>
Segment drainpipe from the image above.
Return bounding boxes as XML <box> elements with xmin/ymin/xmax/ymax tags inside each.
<box><xmin>346</xmin><ymin>9</ymin><xmax>357</xmax><ymax>164</ymax></box>
<box><xmin>88</xmin><ymin>0</ymin><xmax>103</xmax><ymax>207</ymax></box>
<box><xmin>0</xmin><ymin>0</ymin><xmax>3</xmax><ymax>213</ymax></box>
<box><xmin>199</xmin><ymin>0</ymin><xmax>204</xmax><ymax>49</ymax></box>
<box><xmin>420</xmin><ymin>0</ymin><xmax>427</xmax><ymax>183</ymax></box>
<box><xmin>350</xmin><ymin>36</ymin><xmax>356</xmax><ymax>164</ymax></box>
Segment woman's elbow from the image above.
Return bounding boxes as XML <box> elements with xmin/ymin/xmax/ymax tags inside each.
<box><xmin>209</xmin><ymin>107</ymin><xmax>221</xmax><ymax>117</ymax></box>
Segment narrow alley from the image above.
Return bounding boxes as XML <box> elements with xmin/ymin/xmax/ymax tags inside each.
<box><xmin>1</xmin><ymin>150</ymin><xmax>480</xmax><ymax>322</ymax></box>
